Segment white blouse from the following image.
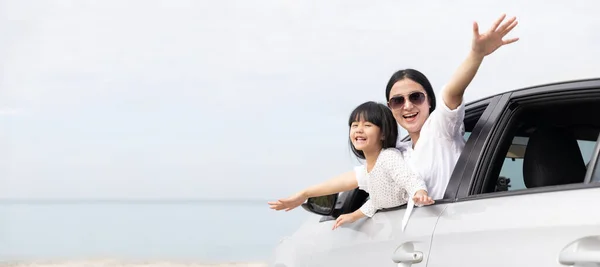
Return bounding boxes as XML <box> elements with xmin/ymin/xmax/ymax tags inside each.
<box><xmin>353</xmin><ymin>148</ymin><xmax>427</xmax><ymax>217</ymax></box>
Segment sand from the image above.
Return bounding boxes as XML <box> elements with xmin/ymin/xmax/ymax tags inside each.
<box><xmin>0</xmin><ymin>260</ymin><xmax>268</xmax><ymax>267</ymax></box>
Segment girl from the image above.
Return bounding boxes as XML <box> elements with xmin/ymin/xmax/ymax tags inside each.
<box><xmin>268</xmin><ymin>101</ymin><xmax>434</xmax><ymax>230</ymax></box>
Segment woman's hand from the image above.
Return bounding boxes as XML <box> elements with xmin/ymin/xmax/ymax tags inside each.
<box><xmin>413</xmin><ymin>190</ymin><xmax>435</xmax><ymax>206</ymax></box>
<box><xmin>268</xmin><ymin>191</ymin><xmax>307</xmax><ymax>211</ymax></box>
<box><xmin>471</xmin><ymin>13</ymin><xmax>519</xmax><ymax>58</ymax></box>
<box><xmin>332</xmin><ymin>211</ymin><xmax>363</xmax><ymax>230</ymax></box>
<box><xmin>442</xmin><ymin>13</ymin><xmax>520</xmax><ymax>110</ymax></box>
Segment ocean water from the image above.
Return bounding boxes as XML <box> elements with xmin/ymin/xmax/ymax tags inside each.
<box><xmin>0</xmin><ymin>199</ymin><xmax>310</xmax><ymax>264</ymax></box>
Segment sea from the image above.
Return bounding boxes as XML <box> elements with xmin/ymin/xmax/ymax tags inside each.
<box><xmin>0</xmin><ymin>199</ymin><xmax>311</xmax><ymax>265</ymax></box>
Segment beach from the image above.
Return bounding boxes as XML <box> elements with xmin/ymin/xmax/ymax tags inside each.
<box><xmin>0</xmin><ymin>260</ymin><xmax>267</xmax><ymax>267</ymax></box>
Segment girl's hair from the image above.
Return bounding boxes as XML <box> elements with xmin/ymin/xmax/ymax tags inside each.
<box><xmin>384</xmin><ymin>68</ymin><xmax>436</xmax><ymax>113</ymax></box>
<box><xmin>348</xmin><ymin>101</ymin><xmax>398</xmax><ymax>160</ymax></box>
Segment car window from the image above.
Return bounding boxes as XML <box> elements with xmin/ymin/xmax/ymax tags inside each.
<box><xmin>463</xmin><ymin>131</ymin><xmax>471</xmax><ymax>141</ymax></box>
<box><xmin>496</xmin><ymin>137</ymin><xmax>598</xmax><ymax>192</ymax></box>
<box><xmin>475</xmin><ymin>97</ymin><xmax>600</xmax><ymax>195</ymax></box>
<box><xmin>579</xmin><ymin>140</ymin><xmax>597</xmax><ymax>167</ymax></box>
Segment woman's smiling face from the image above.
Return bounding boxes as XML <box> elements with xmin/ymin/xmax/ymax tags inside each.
<box><xmin>388</xmin><ymin>78</ymin><xmax>431</xmax><ymax>135</ymax></box>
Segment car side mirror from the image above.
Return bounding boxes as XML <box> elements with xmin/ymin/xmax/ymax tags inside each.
<box><xmin>301</xmin><ymin>193</ymin><xmax>338</xmax><ymax>216</ymax></box>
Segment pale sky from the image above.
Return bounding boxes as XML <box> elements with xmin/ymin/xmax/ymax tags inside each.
<box><xmin>1</xmin><ymin>0</ymin><xmax>599</xmax><ymax>200</ymax></box>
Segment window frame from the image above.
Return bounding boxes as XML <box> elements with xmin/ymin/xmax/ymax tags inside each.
<box><xmin>456</xmin><ymin>80</ymin><xmax>600</xmax><ymax>202</ymax></box>
<box><xmin>443</xmin><ymin>94</ymin><xmax>505</xmax><ymax>200</ymax></box>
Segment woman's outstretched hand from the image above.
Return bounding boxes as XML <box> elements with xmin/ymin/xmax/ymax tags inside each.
<box><xmin>268</xmin><ymin>191</ymin><xmax>307</xmax><ymax>211</ymax></box>
<box><xmin>471</xmin><ymin>13</ymin><xmax>519</xmax><ymax>57</ymax></box>
<box><xmin>413</xmin><ymin>190</ymin><xmax>435</xmax><ymax>206</ymax></box>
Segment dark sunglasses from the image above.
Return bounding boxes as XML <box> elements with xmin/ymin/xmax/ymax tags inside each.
<box><xmin>387</xmin><ymin>91</ymin><xmax>426</xmax><ymax>109</ymax></box>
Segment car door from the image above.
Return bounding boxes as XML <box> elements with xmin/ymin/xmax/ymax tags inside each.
<box><xmin>299</xmin><ymin>202</ymin><xmax>447</xmax><ymax>267</ymax></box>
<box><xmin>427</xmin><ymin>81</ymin><xmax>600</xmax><ymax>267</ymax></box>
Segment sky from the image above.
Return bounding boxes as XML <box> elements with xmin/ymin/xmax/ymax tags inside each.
<box><xmin>0</xmin><ymin>0</ymin><xmax>599</xmax><ymax>200</ymax></box>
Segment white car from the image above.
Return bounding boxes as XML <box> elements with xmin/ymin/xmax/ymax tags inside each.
<box><xmin>269</xmin><ymin>78</ymin><xmax>600</xmax><ymax>267</ymax></box>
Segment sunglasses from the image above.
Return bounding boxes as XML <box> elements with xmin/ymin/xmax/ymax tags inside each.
<box><xmin>387</xmin><ymin>91</ymin><xmax>426</xmax><ymax>109</ymax></box>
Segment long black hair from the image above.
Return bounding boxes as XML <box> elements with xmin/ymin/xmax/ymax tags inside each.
<box><xmin>385</xmin><ymin>68</ymin><xmax>436</xmax><ymax>113</ymax></box>
<box><xmin>348</xmin><ymin>101</ymin><xmax>398</xmax><ymax>159</ymax></box>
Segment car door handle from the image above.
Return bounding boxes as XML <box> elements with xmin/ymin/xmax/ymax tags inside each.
<box><xmin>558</xmin><ymin>236</ymin><xmax>600</xmax><ymax>265</ymax></box>
<box><xmin>558</xmin><ymin>251</ymin><xmax>600</xmax><ymax>265</ymax></box>
<box><xmin>392</xmin><ymin>251</ymin><xmax>423</xmax><ymax>264</ymax></box>
<box><xmin>392</xmin><ymin>242</ymin><xmax>423</xmax><ymax>265</ymax></box>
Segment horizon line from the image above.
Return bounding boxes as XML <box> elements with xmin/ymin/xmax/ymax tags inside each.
<box><xmin>0</xmin><ymin>197</ymin><xmax>271</xmax><ymax>204</ymax></box>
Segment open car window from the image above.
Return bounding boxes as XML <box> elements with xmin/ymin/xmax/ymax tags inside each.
<box><xmin>475</xmin><ymin>94</ymin><xmax>600</xmax><ymax>195</ymax></box>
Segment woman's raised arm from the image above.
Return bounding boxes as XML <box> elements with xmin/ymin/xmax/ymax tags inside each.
<box><xmin>443</xmin><ymin>14</ymin><xmax>519</xmax><ymax>110</ymax></box>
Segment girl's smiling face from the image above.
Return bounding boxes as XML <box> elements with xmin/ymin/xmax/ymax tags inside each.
<box><xmin>347</xmin><ymin>101</ymin><xmax>398</xmax><ymax>160</ymax></box>
<box><xmin>350</xmin><ymin>116</ymin><xmax>383</xmax><ymax>154</ymax></box>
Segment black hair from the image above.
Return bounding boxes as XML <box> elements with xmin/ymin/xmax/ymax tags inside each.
<box><xmin>385</xmin><ymin>68</ymin><xmax>436</xmax><ymax>113</ymax></box>
<box><xmin>348</xmin><ymin>101</ymin><xmax>398</xmax><ymax>160</ymax></box>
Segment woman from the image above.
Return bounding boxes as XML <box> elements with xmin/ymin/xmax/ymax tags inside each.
<box><xmin>380</xmin><ymin>13</ymin><xmax>519</xmax><ymax>199</ymax></box>
<box><xmin>272</xmin><ymin>13</ymin><xmax>519</xmax><ymax>210</ymax></box>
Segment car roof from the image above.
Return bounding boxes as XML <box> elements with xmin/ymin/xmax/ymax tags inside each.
<box><xmin>465</xmin><ymin>77</ymin><xmax>600</xmax><ymax>108</ymax></box>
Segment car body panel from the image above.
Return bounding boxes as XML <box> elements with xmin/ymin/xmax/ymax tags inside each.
<box><xmin>428</xmin><ymin>186</ymin><xmax>600</xmax><ymax>267</ymax></box>
<box><xmin>271</xmin><ymin>204</ymin><xmax>449</xmax><ymax>267</ymax></box>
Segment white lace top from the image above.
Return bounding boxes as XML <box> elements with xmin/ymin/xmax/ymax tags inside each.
<box><xmin>353</xmin><ymin>148</ymin><xmax>427</xmax><ymax>217</ymax></box>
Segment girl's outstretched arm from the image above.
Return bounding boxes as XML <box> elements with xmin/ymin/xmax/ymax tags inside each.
<box><xmin>268</xmin><ymin>170</ymin><xmax>358</xmax><ymax>212</ymax></box>
<box><xmin>443</xmin><ymin>14</ymin><xmax>519</xmax><ymax>110</ymax></box>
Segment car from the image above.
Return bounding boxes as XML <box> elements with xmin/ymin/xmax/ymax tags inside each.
<box><xmin>268</xmin><ymin>78</ymin><xmax>600</xmax><ymax>267</ymax></box>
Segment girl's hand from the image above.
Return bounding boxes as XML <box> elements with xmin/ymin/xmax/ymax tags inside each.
<box><xmin>471</xmin><ymin>13</ymin><xmax>519</xmax><ymax>58</ymax></box>
<box><xmin>413</xmin><ymin>190</ymin><xmax>435</xmax><ymax>206</ymax></box>
<box><xmin>268</xmin><ymin>191</ymin><xmax>307</xmax><ymax>211</ymax></box>
<box><xmin>332</xmin><ymin>212</ymin><xmax>360</xmax><ymax>230</ymax></box>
